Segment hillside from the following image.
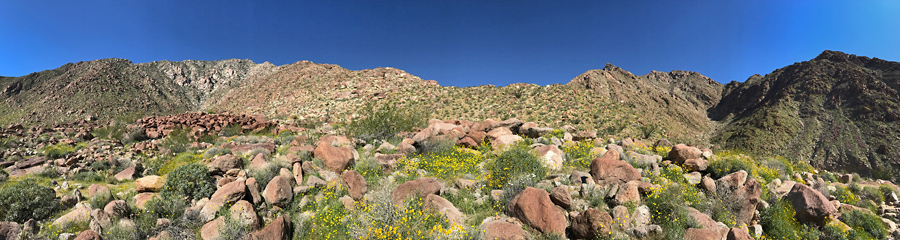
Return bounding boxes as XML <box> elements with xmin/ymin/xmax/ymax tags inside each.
<box><xmin>710</xmin><ymin>50</ymin><xmax>900</xmax><ymax>181</ymax></box>
<box><xmin>0</xmin><ymin>58</ymin><xmax>275</xmax><ymax>126</ymax></box>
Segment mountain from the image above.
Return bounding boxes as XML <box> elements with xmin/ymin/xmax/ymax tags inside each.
<box><xmin>0</xmin><ymin>58</ymin><xmax>275</xmax><ymax>126</ymax></box>
<box><xmin>3</xmin><ymin>50</ymin><xmax>899</xmax><ymax>180</ymax></box>
<box><xmin>710</xmin><ymin>50</ymin><xmax>900</xmax><ymax>180</ymax></box>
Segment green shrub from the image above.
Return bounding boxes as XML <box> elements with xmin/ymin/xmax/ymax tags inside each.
<box><xmin>158</xmin><ymin>128</ymin><xmax>191</xmax><ymax>153</ymax></box>
<box><xmin>41</xmin><ymin>142</ymin><xmax>75</xmax><ymax>159</ymax></box>
<box><xmin>89</xmin><ymin>189</ymin><xmax>114</xmax><ymax>210</ymax></box>
<box><xmin>37</xmin><ymin>167</ymin><xmax>60</xmax><ymax>178</ymax></box>
<box><xmin>203</xmin><ymin>147</ymin><xmax>232</xmax><ymax>158</ymax></box>
<box><xmin>0</xmin><ymin>179</ymin><xmax>62</xmax><ymax>223</ymax></box>
<box><xmin>347</xmin><ymin>102</ymin><xmax>425</xmax><ymax>142</ymax></box>
<box><xmin>148</xmin><ymin>151</ymin><xmax>202</xmax><ymax>176</ymax></box>
<box><xmin>859</xmin><ymin>186</ymin><xmax>885</xmax><ymax>203</ymax></box>
<box><xmin>498</xmin><ymin>174</ymin><xmax>541</xmax><ymax>211</ymax></box>
<box><xmin>840</xmin><ymin>209</ymin><xmax>888</xmax><ymax>239</ymax></box>
<box><xmin>161</xmin><ymin>163</ymin><xmax>215</xmax><ymax>201</ymax></box>
<box><xmin>416</xmin><ymin>146</ymin><xmax>483</xmax><ymax>180</ymax></box>
<box><xmin>249</xmin><ymin>163</ymin><xmax>280</xmax><ymax>188</ymax></box>
<box><xmin>831</xmin><ymin>186</ymin><xmax>859</xmax><ymax>205</ymax></box>
<box><xmin>760</xmin><ymin>199</ymin><xmax>820</xmax><ymax>240</ymax></box>
<box><xmin>142</xmin><ymin>194</ymin><xmax>189</xmax><ymax>223</ymax></box>
<box><xmin>645</xmin><ymin>182</ymin><xmax>698</xmax><ymax>239</ymax></box>
<box><xmin>820</xmin><ymin>171</ymin><xmax>838</xmax><ymax>183</ymax></box>
<box><xmin>708</xmin><ymin>153</ymin><xmax>755</xmax><ymax>179</ymax></box>
<box><xmin>353</xmin><ymin>156</ymin><xmax>385</xmax><ymax>184</ymax></box>
<box><xmin>562</xmin><ymin>141</ymin><xmax>596</xmax><ymax>169</ymax></box>
<box><xmin>0</xmin><ymin>170</ymin><xmax>7</xmax><ymax>182</ymax></box>
<box><xmin>485</xmin><ymin>148</ymin><xmax>546</xmax><ymax>189</ymax></box>
<box><xmin>74</xmin><ymin>171</ymin><xmax>106</xmax><ymax>183</ymax></box>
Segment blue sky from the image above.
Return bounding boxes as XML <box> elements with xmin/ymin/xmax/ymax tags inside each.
<box><xmin>1</xmin><ymin>1</ymin><xmax>898</xmax><ymax>86</ymax></box>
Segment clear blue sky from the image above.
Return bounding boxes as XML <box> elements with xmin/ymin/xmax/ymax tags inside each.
<box><xmin>1</xmin><ymin>1</ymin><xmax>899</xmax><ymax>86</ymax></box>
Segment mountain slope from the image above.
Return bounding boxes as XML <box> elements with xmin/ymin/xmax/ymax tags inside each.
<box><xmin>0</xmin><ymin>58</ymin><xmax>274</xmax><ymax>126</ymax></box>
<box><xmin>710</xmin><ymin>50</ymin><xmax>900</xmax><ymax>180</ymax></box>
<box><xmin>566</xmin><ymin>63</ymin><xmax>723</xmax><ymax>141</ymax></box>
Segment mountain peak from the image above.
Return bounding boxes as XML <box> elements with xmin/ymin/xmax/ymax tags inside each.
<box><xmin>603</xmin><ymin>63</ymin><xmax>621</xmax><ymax>71</ymax></box>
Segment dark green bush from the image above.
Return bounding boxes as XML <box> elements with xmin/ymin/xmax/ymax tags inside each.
<box><xmin>249</xmin><ymin>163</ymin><xmax>280</xmax><ymax>188</ymax></box>
<box><xmin>840</xmin><ymin>209</ymin><xmax>888</xmax><ymax>239</ymax></box>
<box><xmin>645</xmin><ymin>182</ymin><xmax>698</xmax><ymax>239</ymax></box>
<box><xmin>859</xmin><ymin>186</ymin><xmax>885</xmax><ymax>203</ymax></box>
<box><xmin>485</xmin><ymin>148</ymin><xmax>546</xmax><ymax>189</ymax></box>
<box><xmin>0</xmin><ymin>179</ymin><xmax>62</xmax><ymax>223</ymax></box>
<box><xmin>160</xmin><ymin>163</ymin><xmax>215</xmax><ymax>201</ymax></box>
<box><xmin>708</xmin><ymin>154</ymin><xmax>754</xmax><ymax>179</ymax></box>
<box><xmin>74</xmin><ymin>171</ymin><xmax>106</xmax><ymax>182</ymax></box>
<box><xmin>0</xmin><ymin>169</ymin><xmax>8</xmax><ymax>182</ymax></box>
<box><xmin>142</xmin><ymin>194</ymin><xmax>189</xmax><ymax>224</ymax></box>
<box><xmin>159</xmin><ymin>128</ymin><xmax>191</xmax><ymax>153</ymax></box>
<box><xmin>42</xmin><ymin>142</ymin><xmax>75</xmax><ymax>159</ymax></box>
<box><xmin>760</xmin><ymin>199</ymin><xmax>819</xmax><ymax>240</ymax></box>
<box><xmin>347</xmin><ymin>102</ymin><xmax>425</xmax><ymax>142</ymax></box>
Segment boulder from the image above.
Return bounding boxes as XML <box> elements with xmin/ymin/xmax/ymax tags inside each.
<box><xmin>246</xmin><ymin>178</ymin><xmax>263</xmax><ymax>204</ymax></box>
<box><xmin>727</xmin><ymin>227</ymin><xmax>754</xmax><ymax>240</ymax></box>
<box><xmin>313</xmin><ymin>144</ymin><xmax>356</xmax><ymax>173</ymax></box>
<box><xmin>611</xmin><ymin>206</ymin><xmax>630</xmax><ymax>230</ymax></box>
<box><xmin>481</xmin><ymin>221</ymin><xmax>528</xmax><ymax>240</ymax></box>
<box><xmin>89</xmin><ymin>209</ymin><xmax>112</xmax><ymax>235</ymax></box>
<box><xmin>715</xmin><ymin>170</ymin><xmax>761</xmax><ymax>224</ymax></box>
<box><xmin>230</xmin><ymin>200</ymin><xmax>260</xmax><ymax>229</ymax></box>
<box><xmin>264</xmin><ymin>176</ymin><xmax>293</xmax><ymax>208</ymax></box>
<box><xmin>210</xmin><ymin>179</ymin><xmax>246</xmax><ymax>204</ymax></box>
<box><xmin>0</xmin><ymin>221</ymin><xmax>21</xmax><ymax>240</ymax></box>
<box><xmin>667</xmin><ymin>144</ymin><xmax>702</xmax><ymax>164</ymax></box>
<box><xmin>684</xmin><ymin>228</ymin><xmax>723</xmax><ymax>240</ymax></box>
<box><xmin>686</xmin><ymin>207</ymin><xmax>729</xmax><ymax>237</ymax></box>
<box><xmin>249</xmin><ymin>153</ymin><xmax>269</xmax><ymax>170</ymax></box>
<box><xmin>74</xmin><ymin>230</ymin><xmax>101</xmax><ymax>240</ymax></box>
<box><xmin>786</xmin><ymin>183</ymin><xmax>838</xmax><ymax>226</ymax></box>
<box><xmin>573</xmin><ymin>130</ymin><xmax>597</xmax><ymax>141</ymax></box>
<box><xmin>589</xmin><ymin>150</ymin><xmax>640</xmax><ymax>186</ymax></box>
<box><xmin>104</xmin><ymin>200</ymin><xmax>130</xmax><ymax>218</ymax></box>
<box><xmin>391</xmin><ymin>178</ymin><xmax>443</xmax><ymax>204</ymax></box>
<box><xmin>614</xmin><ymin>181</ymin><xmax>642</xmax><ymax>205</ymax></box>
<box><xmin>492</xmin><ymin>135</ymin><xmax>523</xmax><ymax>150</ymax></box>
<box><xmin>549</xmin><ymin>185</ymin><xmax>573</xmax><ymax>210</ymax></box>
<box><xmin>114</xmin><ymin>167</ymin><xmax>138</xmax><ymax>181</ymax></box>
<box><xmin>133</xmin><ymin>193</ymin><xmax>156</xmax><ymax>209</ymax></box>
<box><xmin>208</xmin><ymin>154</ymin><xmax>243</xmax><ymax>174</ymax></box>
<box><xmin>571</xmin><ymin>208</ymin><xmax>614</xmax><ymax>239</ymax></box>
<box><xmin>424</xmin><ymin>194</ymin><xmax>464</xmax><ymax>224</ymax></box>
<box><xmin>52</xmin><ymin>205</ymin><xmax>91</xmax><ymax>230</ymax></box>
<box><xmin>200</xmin><ymin>217</ymin><xmax>225</xmax><ymax>240</ymax></box>
<box><xmin>683</xmin><ymin>158</ymin><xmax>708</xmax><ymax>172</ymax></box>
<box><xmin>248</xmin><ymin>215</ymin><xmax>292</xmax><ymax>240</ymax></box>
<box><xmin>506</xmin><ymin>187</ymin><xmax>567</xmax><ymax>234</ymax></box>
<box><xmin>136</xmin><ymin>175</ymin><xmax>165</xmax><ymax>192</ymax></box>
<box><xmin>341</xmin><ymin>170</ymin><xmax>367</xmax><ymax>201</ymax></box>
<box><xmin>535</xmin><ymin>145</ymin><xmax>564</xmax><ymax>170</ymax></box>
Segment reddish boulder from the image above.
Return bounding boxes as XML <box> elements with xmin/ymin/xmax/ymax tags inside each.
<box><xmin>424</xmin><ymin>194</ymin><xmax>464</xmax><ymax>224</ymax></box>
<box><xmin>571</xmin><ymin>208</ymin><xmax>614</xmax><ymax>239</ymax></box>
<box><xmin>535</xmin><ymin>145</ymin><xmax>564</xmax><ymax>171</ymax></box>
<box><xmin>74</xmin><ymin>230</ymin><xmax>101</xmax><ymax>240</ymax></box>
<box><xmin>208</xmin><ymin>154</ymin><xmax>243</xmax><ymax>174</ymax></box>
<box><xmin>668</xmin><ymin>144</ymin><xmax>702</xmax><ymax>164</ymax></box>
<box><xmin>341</xmin><ymin>170</ymin><xmax>368</xmax><ymax>201</ymax></box>
<box><xmin>684</xmin><ymin>228</ymin><xmax>722</xmax><ymax>240</ymax></box>
<box><xmin>248</xmin><ymin>215</ymin><xmax>292</xmax><ymax>240</ymax></box>
<box><xmin>391</xmin><ymin>178</ymin><xmax>442</xmax><ymax>204</ymax></box>
<box><xmin>589</xmin><ymin>150</ymin><xmax>640</xmax><ymax>186</ymax></box>
<box><xmin>114</xmin><ymin>167</ymin><xmax>137</xmax><ymax>181</ymax></box>
<box><xmin>313</xmin><ymin>144</ymin><xmax>356</xmax><ymax>172</ymax></box>
<box><xmin>264</xmin><ymin>176</ymin><xmax>293</xmax><ymax>208</ymax></box>
<box><xmin>210</xmin><ymin>179</ymin><xmax>246</xmax><ymax>204</ymax></box>
<box><xmin>136</xmin><ymin>175</ymin><xmax>164</xmax><ymax>192</ymax></box>
<box><xmin>0</xmin><ymin>221</ymin><xmax>21</xmax><ymax>240</ymax></box>
<box><xmin>727</xmin><ymin>227</ymin><xmax>754</xmax><ymax>240</ymax></box>
<box><xmin>549</xmin><ymin>185</ymin><xmax>573</xmax><ymax>210</ymax></box>
<box><xmin>786</xmin><ymin>183</ymin><xmax>838</xmax><ymax>226</ymax></box>
<box><xmin>481</xmin><ymin>221</ymin><xmax>528</xmax><ymax>240</ymax></box>
<box><xmin>506</xmin><ymin>187</ymin><xmax>567</xmax><ymax>234</ymax></box>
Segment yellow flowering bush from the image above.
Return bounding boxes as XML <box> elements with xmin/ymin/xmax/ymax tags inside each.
<box><xmin>485</xmin><ymin>148</ymin><xmax>545</xmax><ymax>189</ymax></box>
<box><xmin>415</xmin><ymin>146</ymin><xmax>484</xmax><ymax>180</ymax></box>
<box><xmin>562</xmin><ymin>141</ymin><xmax>596</xmax><ymax>169</ymax></box>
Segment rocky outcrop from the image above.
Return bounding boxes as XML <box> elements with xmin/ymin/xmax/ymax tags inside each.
<box><xmin>506</xmin><ymin>187</ymin><xmax>567</xmax><ymax>234</ymax></box>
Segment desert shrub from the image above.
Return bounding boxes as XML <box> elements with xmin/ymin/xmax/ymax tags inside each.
<box><xmin>120</xmin><ymin>127</ymin><xmax>148</xmax><ymax>145</ymax></box>
<box><xmin>296</xmin><ymin>186</ymin><xmax>350</xmax><ymax>239</ymax></box>
<box><xmin>416</xmin><ymin>138</ymin><xmax>456</xmax><ymax>156</ymax></box>
<box><xmin>347</xmin><ymin>102</ymin><xmax>425</xmax><ymax>143</ymax></box>
<box><xmin>204</xmin><ymin>146</ymin><xmax>231</xmax><ymax>158</ymax></box>
<box><xmin>37</xmin><ymin>167</ymin><xmax>60</xmax><ymax>178</ymax></box>
<box><xmin>0</xmin><ymin>170</ymin><xmax>7</xmax><ymax>182</ymax></box>
<box><xmin>444</xmin><ymin>188</ymin><xmax>496</xmax><ymax>228</ymax></box>
<box><xmin>161</xmin><ymin>163</ymin><xmax>215</xmax><ymax>201</ymax></box>
<box><xmin>760</xmin><ymin>199</ymin><xmax>820</xmax><ymax>240</ymax></box>
<box><xmin>416</xmin><ymin>146</ymin><xmax>483</xmax><ymax>180</ymax></box>
<box><xmin>497</xmin><ymin>174</ymin><xmax>541</xmax><ymax>210</ymax></box>
<box><xmin>485</xmin><ymin>148</ymin><xmax>546</xmax><ymax>189</ymax></box>
<box><xmin>89</xmin><ymin>189</ymin><xmax>114</xmax><ymax>210</ymax></box>
<box><xmin>880</xmin><ymin>184</ymin><xmax>898</xmax><ymax>198</ymax></box>
<box><xmin>141</xmin><ymin>194</ymin><xmax>189</xmax><ymax>226</ymax></box>
<box><xmin>708</xmin><ymin>152</ymin><xmax>755</xmax><ymax>179</ymax></box>
<box><xmin>645</xmin><ymin>182</ymin><xmax>698</xmax><ymax>239</ymax></box>
<box><xmin>820</xmin><ymin>171</ymin><xmax>838</xmax><ymax>183</ymax></box>
<box><xmin>158</xmin><ymin>128</ymin><xmax>191</xmax><ymax>153</ymax></box>
<box><xmin>347</xmin><ymin>186</ymin><xmax>465</xmax><ymax>239</ymax></box>
<box><xmin>831</xmin><ymin>186</ymin><xmax>859</xmax><ymax>205</ymax></box>
<box><xmin>216</xmin><ymin>205</ymin><xmax>250</xmax><ymax>240</ymax></box>
<box><xmin>148</xmin><ymin>151</ymin><xmax>202</xmax><ymax>176</ymax></box>
<box><xmin>92</xmin><ymin>121</ymin><xmax>127</xmax><ymax>140</ymax></box>
<box><xmin>858</xmin><ymin>186</ymin><xmax>885</xmax><ymax>203</ymax></box>
<box><xmin>245</xmin><ymin>147</ymin><xmax>272</xmax><ymax>159</ymax></box>
<box><xmin>41</xmin><ymin>142</ymin><xmax>75</xmax><ymax>159</ymax></box>
<box><xmin>249</xmin><ymin>163</ymin><xmax>280</xmax><ymax>188</ymax></box>
<box><xmin>74</xmin><ymin>171</ymin><xmax>106</xmax><ymax>183</ymax></box>
<box><xmin>0</xmin><ymin>179</ymin><xmax>62</xmax><ymax>223</ymax></box>
<box><xmin>353</xmin><ymin>155</ymin><xmax>385</xmax><ymax>184</ymax></box>
<box><xmin>562</xmin><ymin>141</ymin><xmax>596</xmax><ymax>169</ymax></box>
<box><xmin>840</xmin><ymin>209</ymin><xmax>888</xmax><ymax>239</ymax></box>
